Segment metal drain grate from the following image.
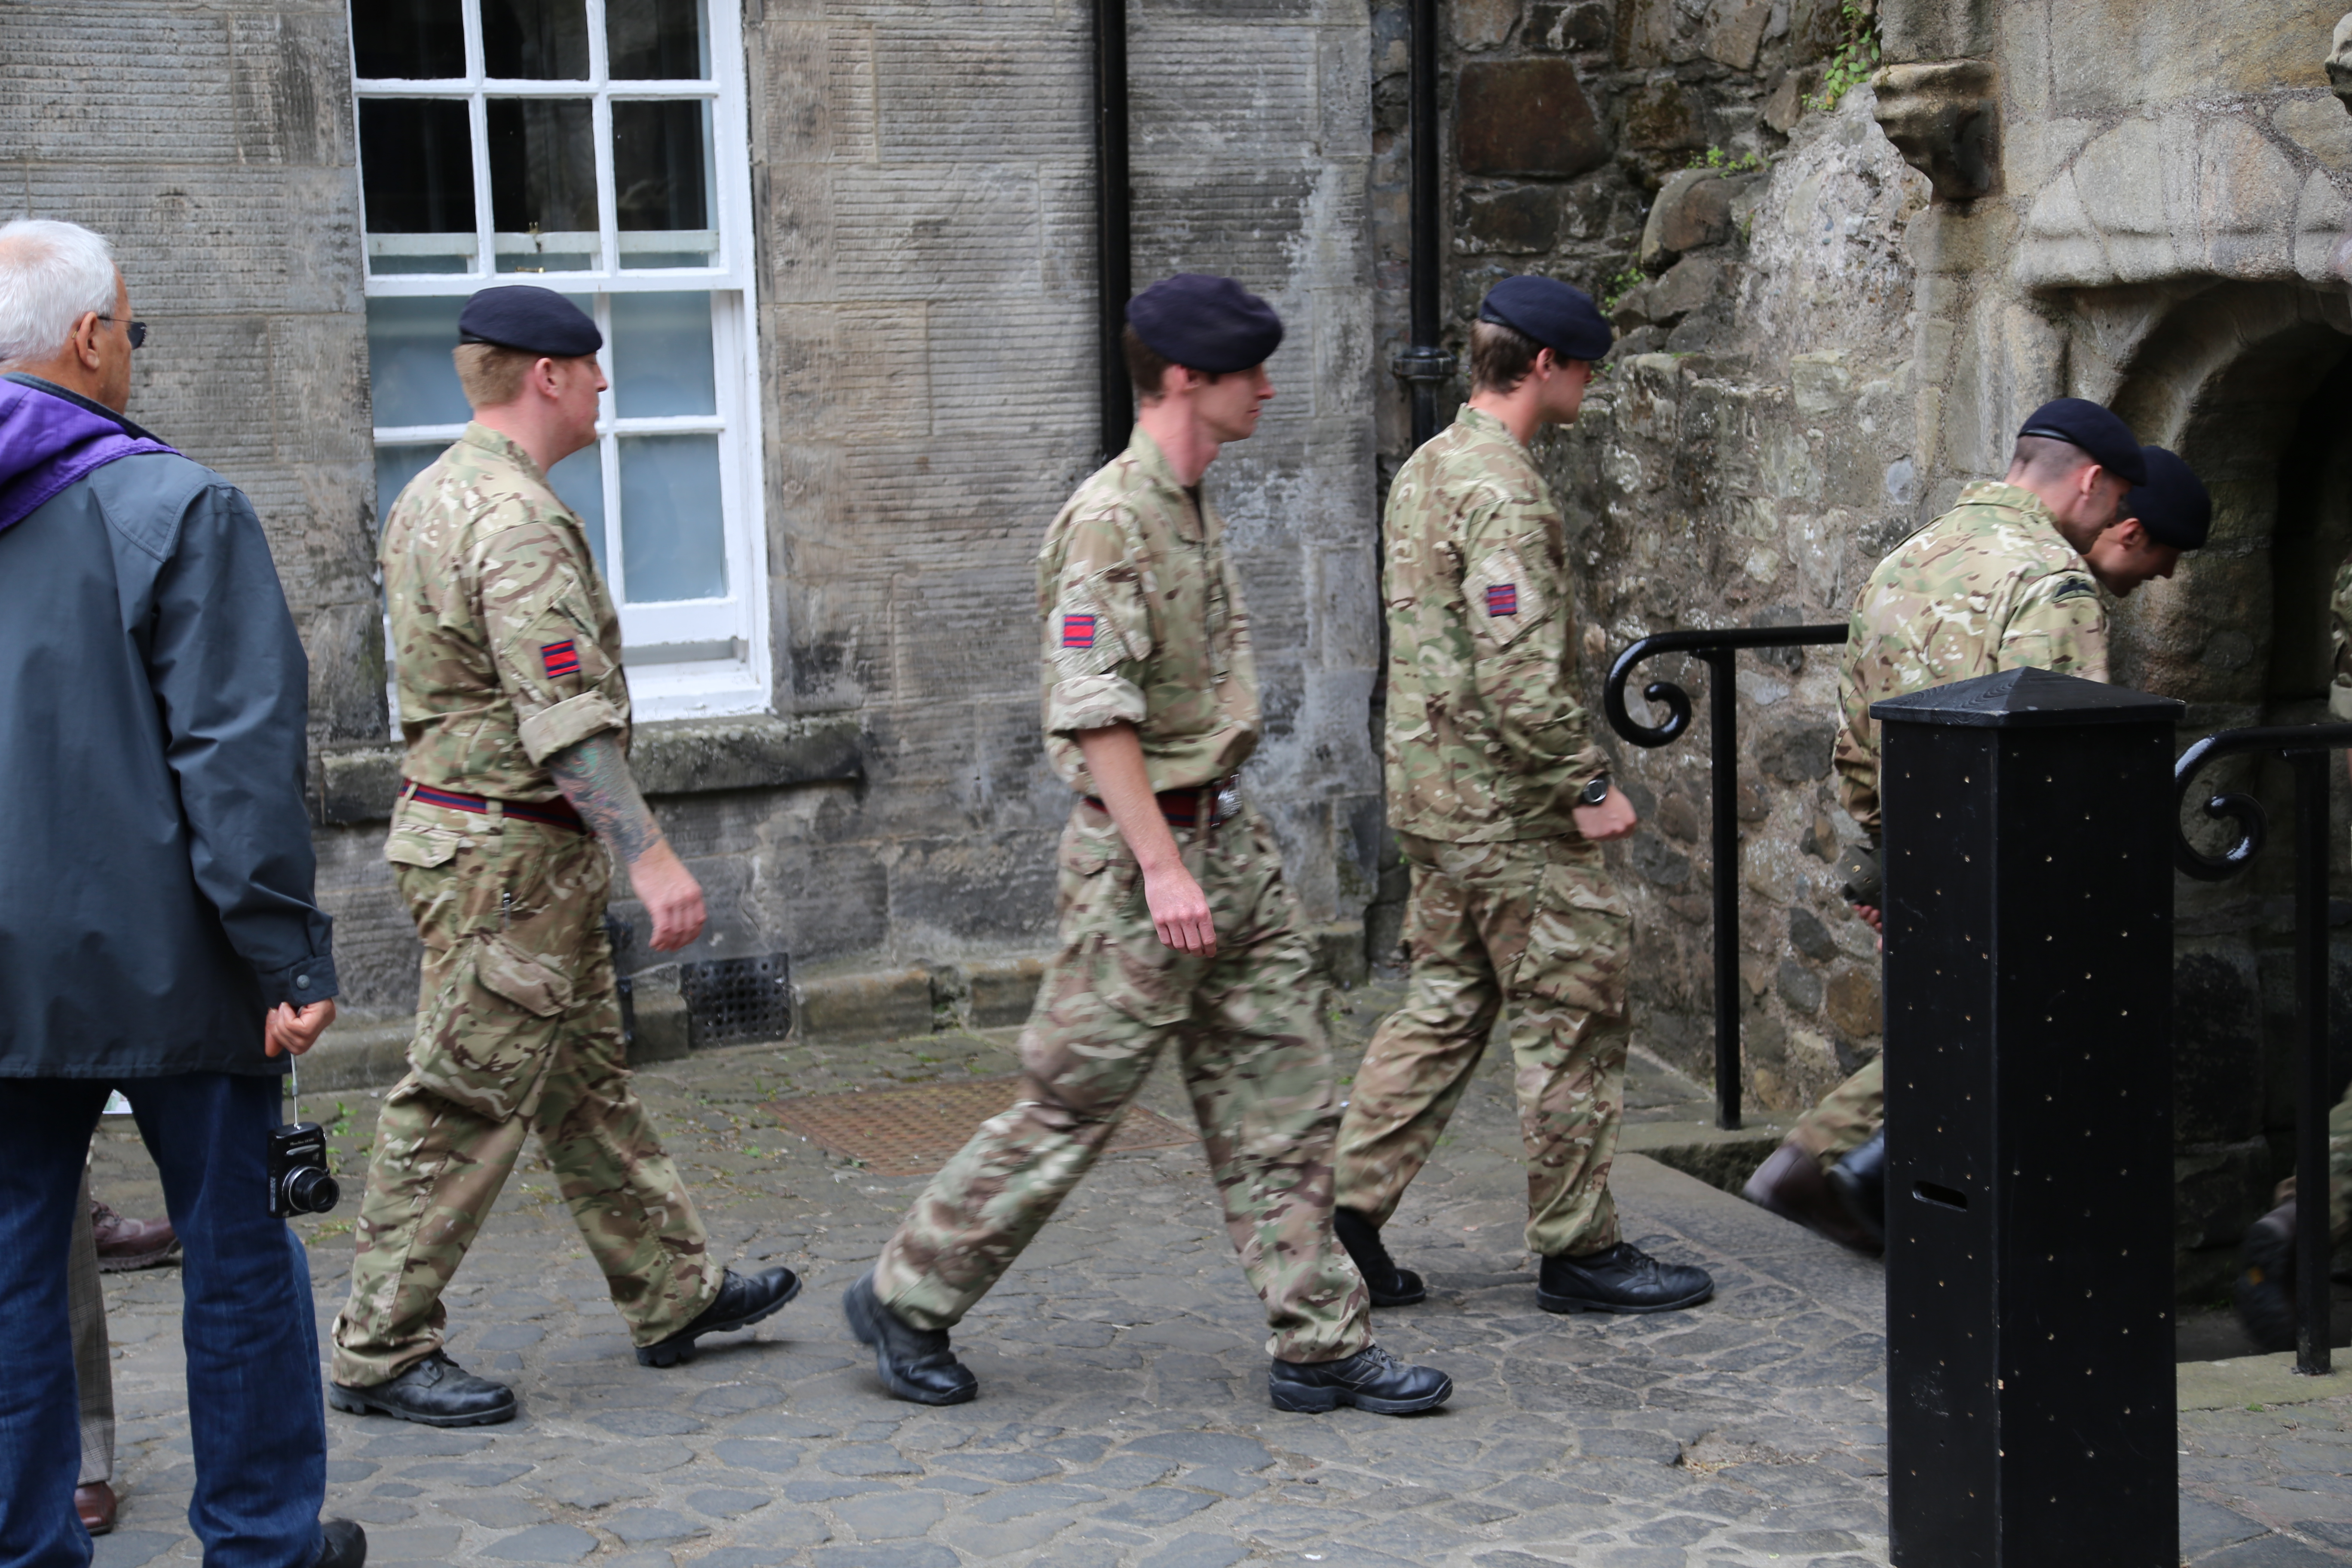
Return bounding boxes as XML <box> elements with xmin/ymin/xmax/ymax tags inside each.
<box><xmin>679</xmin><ymin>953</ymin><xmax>793</xmax><ymax>1044</ymax></box>
<box><xmin>761</xmin><ymin>1077</ymin><xmax>1197</xmax><ymax>1176</ymax></box>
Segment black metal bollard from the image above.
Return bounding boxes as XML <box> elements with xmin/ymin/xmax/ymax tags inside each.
<box><xmin>1875</xmin><ymin>669</ymin><xmax>2179</xmax><ymax>1567</ymax></box>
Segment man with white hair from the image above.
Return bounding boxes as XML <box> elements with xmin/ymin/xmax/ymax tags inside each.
<box><xmin>0</xmin><ymin>218</ymin><xmax>363</xmax><ymax>1568</ymax></box>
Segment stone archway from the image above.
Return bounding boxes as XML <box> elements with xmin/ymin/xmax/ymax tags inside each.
<box><xmin>2094</xmin><ymin>280</ymin><xmax>2352</xmax><ymax>1296</ymax></box>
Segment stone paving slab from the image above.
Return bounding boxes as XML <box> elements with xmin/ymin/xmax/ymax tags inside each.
<box><xmin>73</xmin><ymin>984</ymin><xmax>2352</xmax><ymax>1565</ymax></box>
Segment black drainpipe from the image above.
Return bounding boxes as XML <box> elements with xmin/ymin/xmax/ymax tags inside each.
<box><xmin>1093</xmin><ymin>0</ymin><xmax>1133</xmax><ymax>461</ymax></box>
<box><xmin>1390</xmin><ymin>0</ymin><xmax>1453</xmax><ymax>450</ymax></box>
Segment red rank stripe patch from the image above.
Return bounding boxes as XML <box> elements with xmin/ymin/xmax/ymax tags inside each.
<box><xmin>542</xmin><ymin>639</ymin><xmax>581</xmax><ymax>678</ymax></box>
<box><xmin>1062</xmin><ymin>613</ymin><xmax>1096</xmax><ymax>649</ymax></box>
<box><xmin>1486</xmin><ymin>583</ymin><xmax>1518</xmax><ymax>617</ymax></box>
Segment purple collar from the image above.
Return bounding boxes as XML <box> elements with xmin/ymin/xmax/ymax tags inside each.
<box><xmin>0</xmin><ymin>376</ymin><xmax>177</xmax><ymax>536</ymax></box>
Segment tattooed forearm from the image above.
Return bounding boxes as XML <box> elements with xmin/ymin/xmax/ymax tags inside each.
<box><xmin>545</xmin><ymin>732</ymin><xmax>665</xmax><ymax>864</ymax></box>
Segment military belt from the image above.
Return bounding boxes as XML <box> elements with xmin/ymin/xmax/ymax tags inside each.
<box><xmin>403</xmin><ymin>780</ymin><xmax>587</xmax><ymax>833</ymax></box>
<box><xmin>1085</xmin><ymin>777</ymin><xmax>1241</xmax><ymax>829</ymax></box>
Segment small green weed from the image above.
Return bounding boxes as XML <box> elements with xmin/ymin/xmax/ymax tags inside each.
<box><xmin>1600</xmin><ymin>264</ymin><xmax>1645</xmax><ymax>312</ymax></box>
<box><xmin>1809</xmin><ymin>0</ymin><xmax>1880</xmax><ymax>113</ymax></box>
<box><xmin>1687</xmin><ymin>145</ymin><xmax>1764</xmax><ymax>174</ymax></box>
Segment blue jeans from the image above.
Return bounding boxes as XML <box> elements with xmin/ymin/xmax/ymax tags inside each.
<box><xmin>0</xmin><ymin>1074</ymin><xmax>325</xmax><ymax>1568</ymax></box>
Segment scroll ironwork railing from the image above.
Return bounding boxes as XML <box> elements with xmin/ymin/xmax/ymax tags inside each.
<box><xmin>1605</xmin><ymin>623</ymin><xmax>1847</xmax><ymax>1130</ymax></box>
<box><xmin>2174</xmin><ymin>723</ymin><xmax>2352</xmax><ymax>1376</ymax></box>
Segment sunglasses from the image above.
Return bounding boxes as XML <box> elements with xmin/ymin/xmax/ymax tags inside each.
<box><xmin>95</xmin><ymin>315</ymin><xmax>147</xmax><ymax>350</ymax></box>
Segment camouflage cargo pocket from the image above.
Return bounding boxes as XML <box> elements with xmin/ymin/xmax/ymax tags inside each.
<box><xmin>407</xmin><ymin>934</ymin><xmax>571</xmax><ymax>1121</ymax></box>
<box><xmin>384</xmin><ymin>819</ymin><xmax>462</xmax><ymax>869</ymax></box>
<box><xmin>1514</xmin><ymin>857</ymin><xmax>1631</xmax><ymax>1020</ymax></box>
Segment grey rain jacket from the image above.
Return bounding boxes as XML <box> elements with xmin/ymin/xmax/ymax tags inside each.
<box><xmin>0</xmin><ymin>375</ymin><xmax>336</xmax><ymax>1077</ymax></box>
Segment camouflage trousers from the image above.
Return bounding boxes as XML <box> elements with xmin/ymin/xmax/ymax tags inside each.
<box><xmin>1334</xmin><ymin>831</ymin><xmax>1634</xmax><ymax>1259</ymax></box>
<box><xmin>872</xmin><ymin>800</ymin><xmax>1372</xmax><ymax>1364</ymax></box>
<box><xmin>331</xmin><ymin>799</ymin><xmax>717</xmax><ymax>1387</ymax></box>
<box><xmin>1785</xmin><ymin>1058</ymin><xmax>1882</xmax><ymax>1173</ymax></box>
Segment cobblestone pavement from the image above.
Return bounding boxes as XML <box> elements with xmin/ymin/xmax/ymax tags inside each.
<box><xmin>77</xmin><ymin>982</ymin><xmax>2352</xmax><ymax>1567</ymax></box>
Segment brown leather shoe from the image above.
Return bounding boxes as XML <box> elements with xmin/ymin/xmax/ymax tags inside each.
<box><xmin>75</xmin><ymin>1481</ymin><xmax>116</xmax><ymax>1536</ymax></box>
<box><xmin>91</xmin><ymin>1199</ymin><xmax>178</xmax><ymax>1273</ymax></box>
<box><xmin>1742</xmin><ymin>1143</ymin><xmax>1882</xmax><ymax>1255</ymax></box>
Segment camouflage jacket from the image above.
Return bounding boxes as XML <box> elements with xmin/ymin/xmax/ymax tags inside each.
<box><xmin>2331</xmin><ymin>552</ymin><xmax>2352</xmax><ymax>720</ymax></box>
<box><xmin>1382</xmin><ymin>405</ymin><xmax>1608</xmax><ymax>843</ymax></box>
<box><xmin>1833</xmin><ymin>480</ymin><xmax>2107</xmax><ymax>836</ymax></box>
<box><xmin>1038</xmin><ymin>425</ymin><xmax>1259</xmax><ymax>795</ymax></box>
<box><xmin>381</xmin><ymin>423</ymin><xmax>630</xmax><ymax>803</ymax></box>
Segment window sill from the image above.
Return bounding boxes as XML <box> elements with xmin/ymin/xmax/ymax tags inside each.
<box><xmin>311</xmin><ymin>713</ymin><xmax>863</xmax><ymax>827</ymax></box>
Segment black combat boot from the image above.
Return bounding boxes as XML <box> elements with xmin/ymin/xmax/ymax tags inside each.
<box><xmin>1331</xmin><ymin>1207</ymin><xmax>1427</xmax><ymax>1307</ymax></box>
<box><xmin>2235</xmin><ymin>1199</ymin><xmax>2298</xmax><ymax>1354</ymax></box>
<box><xmin>1537</xmin><ymin>1241</ymin><xmax>1713</xmax><ymax>1314</ymax></box>
<box><xmin>1742</xmin><ymin>1143</ymin><xmax>1881</xmax><ymax>1255</ymax></box>
<box><xmin>1267</xmin><ymin>1344</ymin><xmax>1452</xmax><ymax>1415</ymax></box>
<box><xmin>843</xmin><ymin>1271</ymin><xmax>978</xmax><ymax>1406</ymax></box>
<box><xmin>1826</xmin><ymin>1129</ymin><xmax>1888</xmax><ymax>1249</ymax></box>
<box><xmin>638</xmin><ymin>1265</ymin><xmax>803</xmax><ymax>1367</ymax></box>
<box><xmin>313</xmin><ymin>1519</ymin><xmax>368</xmax><ymax>1568</ymax></box>
<box><xmin>329</xmin><ymin>1350</ymin><xmax>516</xmax><ymax>1427</ymax></box>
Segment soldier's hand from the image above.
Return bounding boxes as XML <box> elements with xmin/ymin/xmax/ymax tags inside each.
<box><xmin>1571</xmin><ymin>789</ymin><xmax>1638</xmax><ymax>842</ymax></box>
<box><xmin>1143</xmin><ymin>861</ymin><xmax>1218</xmax><ymax>956</ymax></box>
<box><xmin>265</xmin><ymin>999</ymin><xmax>337</xmax><ymax>1058</ymax></box>
<box><xmin>630</xmin><ymin>839</ymin><xmax>709</xmax><ymax>951</ymax></box>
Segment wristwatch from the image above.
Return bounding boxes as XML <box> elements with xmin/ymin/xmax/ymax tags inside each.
<box><xmin>1577</xmin><ymin>774</ymin><xmax>1611</xmax><ymax>808</ymax></box>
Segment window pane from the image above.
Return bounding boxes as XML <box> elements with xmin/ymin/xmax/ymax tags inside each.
<box><xmin>358</xmin><ymin>100</ymin><xmax>478</xmax><ymax>275</ymax></box>
<box><xmin>366</xmin><ymin>297</ymin><xmax>471</xmax><ymax>428</ymax></box>
<box><xmin>619</xmin><ymin>434</ymin><xmax>724</xmax><ymax>600</ymax></box>
<box><xmin>374</xmin><ymin>443</ymin><xmax>443</xmax><ymax>529</ymax></box>
<box><xmin>352</xmin><ymin>0</ymin><xmax>465</xmax><ymax>78</ymax></box>
<box><xmin>611</xmin><ymin>293</ymin><xmax>714</xmax><ymax>417</ymax></box>
<box><xmin>608</xmin><ymin>0</ymin><xmax>707</xmax><ymax>79</ymax></box>
<box><xmin>548</xmin><ymin>446</ymin><xmax>609</xmax><ymax>577</ymax></box>
<box><xmin>481</xmin><ymin>0</ymin><xmax>589</xmax><ymax>79</ymax></box>
<box><xmin>613</xmin><ymin>100</ymin><xmax>716</xmax><ymax>269</ymax></box>
<box><xmin>488</xmin><ymin>98</ymin><xmax>597</xmax><ymax>272</ymax></box>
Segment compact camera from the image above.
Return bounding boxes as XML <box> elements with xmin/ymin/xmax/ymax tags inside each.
<box><xmin>267</xmin><ymin>1122</ymin><xmax>340</xmax><ymax>1218</ymax></box>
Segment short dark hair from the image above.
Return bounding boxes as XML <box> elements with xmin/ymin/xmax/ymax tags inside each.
<box><xmin>1469</xmin><ymin>318</ymin><xmax>1549</xmax><ymax>394</ymax></box>
<box><xmin>1122</xmin><ymin>325</ymin><xmax>1227</xmax><ymax>403</ymax></box>
<box><xmin>2008</xmin><ymin>433</ymin><xmax>2096</xmax><ymax>484</ymax></box>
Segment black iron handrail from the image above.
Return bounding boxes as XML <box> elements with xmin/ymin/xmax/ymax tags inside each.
<box><xmin>1605</xmin><ymin>623</ymin><xmax>1847</xmax><ymax>1129</ymax></box>
<box><xmin>2175</xmin><ymin>723</ymin><xmax>2352</xmax><ymax>1376</ymax></box>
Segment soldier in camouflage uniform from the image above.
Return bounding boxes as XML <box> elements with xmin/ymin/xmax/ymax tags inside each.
<box><xmin>1327</xmin><ymin>276</ymin><xmax>1713</xmax><ymax>1318</ymax></box>
<box><xmin>329</xmin><ymin>288</ymin><xmax>799</xmax><ymax>1427</ymax></box>
<box><xmin>1746</xmin><ymin>410</ymin><xmax>2207</xmax><ymax>1252</ymax></box>
<box><xmin>2235</xmin><ymin>536</ymin><xmax>2352</xmax><ymax>1348</ymax></box>
<box><xmin>844</xmin><ymin>275</ymin><xmax>1450</xmax><ymax>1416</ymax></box>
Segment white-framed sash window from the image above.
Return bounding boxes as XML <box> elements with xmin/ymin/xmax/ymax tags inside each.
<box><xmin>351</xmin><ymin>0</ymin><xmax>767</xmax><ymax>720</ymax></box>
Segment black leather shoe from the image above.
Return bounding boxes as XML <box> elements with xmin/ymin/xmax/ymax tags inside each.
<box><xmin>2236</xmin><ymin>1199</ymin><xmax>2298</xmax><ymax>1354</ymax></box>
<box><xmin>638</xmin><ymin>1265</ymin><xmax>803</xmax><ymax>1367</ymax></box>
<box><xmin>328</xmin><ymin>1351</ymin><xmax>516</xmax><ymax>1427</ymax></box>
<box><xmin>1537</xmin><ymin>1241</ymin><xmax>1713</xmax><ymax>1314</ymax></box>
<box><xmin>1332</xmin><ymin>1208</ymin><xmax>1427</xmax><ymax>1307</ymax></box>
<box><xmin>1267</xmin><ymin>1344</ymin><xmax>1451</xmax><ymax>1415</ymax></box>
<box><xmin>1742</xmin><ymin>1142</ymin><xmax>1882</xmax><ymax>1255</ymax></box>
<box><xmin>1826</xmin><ymin>1129</ymin><xmax>1888</xmax><ymax>1248</ymax></box>
<box><xmin>843</xmin><ymin>1271</ymin><xmax>978</xmax><ymax>1406</ymax></box>
<box><xmin>314</xmin><ymin>1518</ymin><xmax>368</xmax><ymax>1568</ymax></box>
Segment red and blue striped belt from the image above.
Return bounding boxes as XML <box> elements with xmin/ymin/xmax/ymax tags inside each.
<box><xmin>402</xmin><ymin>780</ymin><xmax>586</xmax><ymax>832</ymax></box>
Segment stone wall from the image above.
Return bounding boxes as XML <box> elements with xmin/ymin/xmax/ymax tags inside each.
<box><xmin>1</xmin><ymin>1</ymin><xmax>1386</xmax><ymax>1017</ymax></box>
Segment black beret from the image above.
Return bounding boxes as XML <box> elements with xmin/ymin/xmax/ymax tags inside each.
<box><xmin>2122</xmin><ymin>445</ymin><xmax>2210</xmax><ymax>550</ymax></box>
<box><xmin>1478</xmin><ymin>275</ymin><xmax>1612</xmax><ymax>362</ymax></box>
<box><xmin>458</xmin><ymin>285</ymin><xmax>603</xmax><ymax>358</ymax></box>
<box><xmin>2016</xmin><ymin>397</ymin><xmax>2147</xmax><ymax>486</ymax></box>
<box><xmin>1125</xmin><ymin>275</ymin><xmax>1283</xmax><ymax>374</ymax></box>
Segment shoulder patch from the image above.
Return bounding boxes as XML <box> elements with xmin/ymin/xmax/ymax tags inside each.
<box><xmin>541</xmin><ymin>639</ymin><xmax>581</xmax><ymax>679</ymax></box>
<box><xmin>1461</xmin><ymin>546</ymin><xmax>1547</xmax><ymax>647</ymax></box>
<box><xmin>2052</xmin><ymin>576</ymin><xmax>2098</xmax><ymax>601</ymax></box>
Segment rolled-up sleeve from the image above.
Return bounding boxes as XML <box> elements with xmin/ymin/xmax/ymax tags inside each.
<box><xmin>146</xmin><ymin>482</ymin><xmax>337</xmax><ymax>1007</ymax></box>
<box><xmin>1042</xmin><ymin>510</ymin><xmax>1153</xmax><ymax>739</ymax></box>
<box><xmin>479</xmin><ymin>521</ymin><xmax>628</xmax><ymax>763</ymax></box>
